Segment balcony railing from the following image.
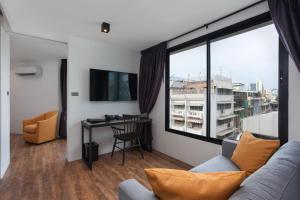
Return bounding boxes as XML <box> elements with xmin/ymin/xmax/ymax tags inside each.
<box><xmin>216</xmin><ymin>95</ymin><xmax>234</xmax><ymax>102</ymax></box>
<box><xmin>217</xmin><ymin>109</ymin><xmax>233</xmax><ymax>117</ymax></box>
<box><xmin>171</xmin><ymin>94</ymin><xmax>205</xmax><ymax>101</ymax></box>
<box><xmin>187</xmin><ymin>111</ymin><xmax>203</xmax><ymax>118</ymax></box>
<box><xmin>171</xmin><ymin>89</ymin><xmax>204</xmax><ymax>95</ymax></box>
<box><xmin>171</xmin><ymin>110</ymin><xmax>185</xmax><ymax>116</ymax></box>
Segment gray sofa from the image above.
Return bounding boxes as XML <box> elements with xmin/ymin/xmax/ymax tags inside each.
<box><xmin>118</xmin><ymin>139</ymin><xmax>300</xmax><ymax>200</ymax></box>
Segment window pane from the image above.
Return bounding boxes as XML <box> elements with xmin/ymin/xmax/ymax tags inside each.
<box><xmin>210</xmin><ymin>24</ymin><xmax>279</xmax><ymax>139</ymax></box>
<box><xmin>169</xmin><ymin>44</ymin><xmax>207</xmax><ymax>136</ymax></box>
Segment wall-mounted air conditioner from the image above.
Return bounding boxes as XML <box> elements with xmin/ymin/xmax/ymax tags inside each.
<box><xmin>15</xmin><ymin>66</ymin><xmax>42</xmax><ymax>76</ymax></box>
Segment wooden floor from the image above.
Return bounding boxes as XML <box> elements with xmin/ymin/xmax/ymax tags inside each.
<box><xmin>0</xmin><ymin>134</ymin><xmax>191</xmax><ymax>200</ymax></box>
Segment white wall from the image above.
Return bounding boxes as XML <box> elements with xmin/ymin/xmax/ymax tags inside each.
<box><xmin>0</xmin><ymin>24</ymin><xmax>11</xmax><ymax>178</ymax></box>
<box><xmin>67</xmin><ymin>37</ymin><xmax>140</xmax><ymax>161</ymax></box>
<box><xmin>150</xmin><ymin>2</ymin><xmax>300</xmax><ymax>167</ymax></box>
<box><xmin>10</xmin><ymin>60</ymin><xmax>61</xmax><ymax>134</ymax></box>
<box><xmin>289</xmin><ymin>58</ymin><xmax>300</xmax><ymax>142</ymax></box>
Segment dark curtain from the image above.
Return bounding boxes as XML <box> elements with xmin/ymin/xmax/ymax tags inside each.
<box><xmin>139</xmin><ymin>42</ymin><xmax>167</xmax><ymax>115</ymax></box>
<box><xmin>268</xmin><ymin>0</ymin><xmax>300</xmax><ymax>71</ymax></box>
<box><xmin>59</xmin><ymin>59</ymin><xmax>67</xmax><ymax>138</ymax></box>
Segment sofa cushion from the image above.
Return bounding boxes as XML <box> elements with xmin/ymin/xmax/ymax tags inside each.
<box><xmin>190</xmin><ymin>155</ymin><xmax>240</xmax><ymax>173</ymax></box>
<box><xmin>24</xmin><ymin>124</ymin><xmax>38</xmax><ymax>133</ymax></box>
<box><xmin>231</xmin><ymin>132</ymin><xmax>280</xmax><ymax>176</ymax></box>
<box><xmin>145</xmin><ymin>168</ymin><xmax>246</xmax><ymax>200</ymax></box>
<box><xmin>229</xmin><ymin>141</ymin><xmax>300</xmax><ymax>200</ymax></box>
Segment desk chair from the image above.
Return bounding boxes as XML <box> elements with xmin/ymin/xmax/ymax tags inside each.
<box><xmin>111</xmin><ymin>114</ymin><xmax>144</xmax><ymax>165</ymax></box>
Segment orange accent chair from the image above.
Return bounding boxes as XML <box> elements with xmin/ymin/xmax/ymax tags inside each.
<box><xmin>23</xmin><ymin>111</ymin><xmax>59</xmax><ymax>144</ymax></box>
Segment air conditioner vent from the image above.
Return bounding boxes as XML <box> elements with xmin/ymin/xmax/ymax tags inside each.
<box><xmin>15</xmin><ymin>66</ymin><xmax>42</xmax><ymax>76</ymax></box>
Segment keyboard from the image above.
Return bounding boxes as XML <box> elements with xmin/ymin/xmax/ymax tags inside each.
<box><xmin>86</xmin><ymin>118</ymin><xmax>106</xmax><ymax>123</ymax></box>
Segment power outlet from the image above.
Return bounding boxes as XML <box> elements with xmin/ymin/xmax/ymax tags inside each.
<box><xmin>71</xmin><ymin>92</ymin><xmax>79</xmax><ymax>96</ymax></box>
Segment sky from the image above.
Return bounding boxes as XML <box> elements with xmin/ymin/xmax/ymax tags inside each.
<box><xmin>170</xmin><ymin>24</ymin><xmax>279</xmax><ymax>90</ymax></box>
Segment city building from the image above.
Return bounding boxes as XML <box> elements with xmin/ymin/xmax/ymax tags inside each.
<box><xmin>256</xmin><ymin>80</ymin><xmax>264</xmax><ymax>93</ymax></box>
<box><xmin>250</xmin><ymin>83</ymin><xmax>256</xmax><ymax>91</ymax></box>
<box><xmin>170</xmin><ymin>76</ymin><xmax>236</xmax><ymax>139</ymax></box>
<box><xmin>170</xmin><ymin>76</ymin><xmax>279</xmax><ymax>140</ymax></box>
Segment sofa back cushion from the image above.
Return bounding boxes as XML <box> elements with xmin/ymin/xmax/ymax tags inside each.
<box><xmin>229</xmin><ymin>141</ymin><xmax>300</xmax><ymax>200</ymax></box>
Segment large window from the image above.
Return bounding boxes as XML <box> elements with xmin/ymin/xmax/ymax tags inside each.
<box><xmin>166</xmin><ymin>13</ymin><xmax>288</xmax><ymax>144</ymax></box>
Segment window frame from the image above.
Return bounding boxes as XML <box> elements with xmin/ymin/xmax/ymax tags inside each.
<box><xmin>165</xmin><ymin>12</ymin><xmax>289</xmax><ymax>145</ymax></box>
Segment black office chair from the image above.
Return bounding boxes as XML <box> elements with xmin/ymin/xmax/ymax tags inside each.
<box><xmin>111</xmin><ymin>114</ymin><xmax>144</xmax><ymax>165</ymax></box>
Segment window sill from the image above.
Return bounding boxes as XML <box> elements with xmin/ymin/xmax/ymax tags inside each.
<box><xmin>165</xmin><ymin>128</ymin><xmax>222</xmax><ymax>145</ymax></box>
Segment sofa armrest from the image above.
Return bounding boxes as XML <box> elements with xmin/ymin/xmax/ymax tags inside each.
<box><xmin>222</xmin><ymin>139</ymin><xmax>238</xmax><ymax>158</ymax></box>
<box><xmin>118</xmin><ymin>179</ymin><xmax>158</xmax><ymax>200</ymax></box>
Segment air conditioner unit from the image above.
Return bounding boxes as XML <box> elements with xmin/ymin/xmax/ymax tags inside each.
<box><xmin>15</xmin><ymin>66</ymin><xmax>42</xmax><ymax>76</ymax></box>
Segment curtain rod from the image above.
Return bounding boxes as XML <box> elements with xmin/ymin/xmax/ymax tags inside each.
<box><xmin>166</xmin><ymin>0</ymin><xmax>267</xmax><ymax>43</ymax></box>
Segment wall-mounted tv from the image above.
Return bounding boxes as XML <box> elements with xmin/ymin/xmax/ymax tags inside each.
<box><xmin>89</xmin><ymin>69</ymin><xmax>138</xmax><ymax>101</ymax></box>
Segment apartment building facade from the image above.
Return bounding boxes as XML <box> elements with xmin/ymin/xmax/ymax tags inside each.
<box><xmin>170</xmin><ymin>76</ymin><xmax>279</xmax><ymax>139</ymax></box>
<box><xmin>169</xmin><ymin>76</ymin><xmax>236</xmax><ymax>139</ymax></box>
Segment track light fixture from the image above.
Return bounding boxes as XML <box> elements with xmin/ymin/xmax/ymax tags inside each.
<box><xmin>101</xmin><ymin>22</ymin><xmax>110</xmax><ymax>33</ymax></box>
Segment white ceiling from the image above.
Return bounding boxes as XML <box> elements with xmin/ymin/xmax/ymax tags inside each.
<box><xmin>10</xmin><ymin>33</ymin><xmax>67</xmax><ymax>64</ymax></box>
<box><xmin>1</xmin><ymin>0</ymin><xmax>259</xmax><ymax>51</ymax></box>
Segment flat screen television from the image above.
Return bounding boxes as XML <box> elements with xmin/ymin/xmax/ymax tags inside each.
<box><xmin>89</xmin><ymin>69</ymin><xmax>138</xmax><ymax>101</ymax></box>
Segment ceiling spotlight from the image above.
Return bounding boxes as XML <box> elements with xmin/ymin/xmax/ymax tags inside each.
<box><xmin>101</xmin><ymin>22</ymin><xmax>110</xmax><ymax>33</ymax></box>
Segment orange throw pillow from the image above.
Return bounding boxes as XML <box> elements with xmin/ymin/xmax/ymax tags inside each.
<box><xmin>231</xmin><ymin>132</ymin><xmax>280</xmax><ymax>176</ymax></box>
<box><xmin>144</xmin><ymin>168</ymin><xmax>246</xmax><ymax>200</ymax></box>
